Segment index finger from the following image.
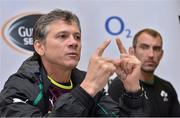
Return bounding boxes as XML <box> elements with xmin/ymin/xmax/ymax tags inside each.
<box><xmin>95</xmin><ymin>39</ymin><xmax>111</xmax><ymax>56</ymax></box>
<box><xmin>116</xmin><ymin>38</ymin><xmax>127</xmax><ymax>54</ymax></box>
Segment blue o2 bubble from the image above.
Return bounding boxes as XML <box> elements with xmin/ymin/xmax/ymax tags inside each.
<box><xmin>105</xmin><ymin>16</ymin><xmax>125</xmax><ymax>36</ymax></box>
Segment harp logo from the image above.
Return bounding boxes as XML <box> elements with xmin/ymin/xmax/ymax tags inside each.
<box><xmin>1</xmin><ymin>13</ymin><xmax>42</xmax><ymax>54</ymax></box>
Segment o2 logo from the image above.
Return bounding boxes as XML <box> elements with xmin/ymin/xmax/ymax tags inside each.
<box><xmin>105</xmin><ymin>16</ymin><xmax>132</xmax><ymax>38</ymax></box>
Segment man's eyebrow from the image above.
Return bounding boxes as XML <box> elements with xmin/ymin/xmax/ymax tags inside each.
<box><xmin>56</xmin><ymin>31</ymin><xmax>68</xmax><ymax>34</ymax></box>
<box><xmin>74</xmin><ymin>32</ymin><xmax>81</xmax><ymax>35</ymax></box>
<box><xmin>138</xmin><ymin>43</ymin><xmax>149</xmax><ymax>46</ymax></box>
<box><xmin>138</xmin><ymin>43</ymin><xmax>162</xmax><ymax>48</ymax></box>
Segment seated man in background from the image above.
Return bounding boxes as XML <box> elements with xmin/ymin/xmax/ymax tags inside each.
<box><xmin>0</xmin><ymin>9</ymin><xmax>148</xmax><ymax>117</ymax></box>
<box><xmin>108</xmin><ymin>28</ymin><xmax>180</xmax><ymax>116</ymax></box>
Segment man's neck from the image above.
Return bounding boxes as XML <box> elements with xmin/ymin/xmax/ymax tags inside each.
<box><xmin>42</xmin><ymin>60</ymin><xmax>72</xmax><ymax>83</ymax></box>
<box><xmin>48</xmin><ymin>69</ymin><xmax>72</xmax><ymax>83</ymax></box>
<box><xmin>140</xmin><ymin>71</ymin><xmax>155</xmax><ymax>84</ymax></box>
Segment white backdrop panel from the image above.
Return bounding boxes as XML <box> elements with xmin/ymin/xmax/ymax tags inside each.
<box><xmin>0</xmin><ymin>0</ymin><xmax>180</xmax><ymax>101</ymax></box>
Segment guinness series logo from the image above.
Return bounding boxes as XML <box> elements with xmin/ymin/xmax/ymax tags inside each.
<box><xmin>2</xmin><ymin>13</ymin><xmax>42</xmax><ymax>54</ymax></box>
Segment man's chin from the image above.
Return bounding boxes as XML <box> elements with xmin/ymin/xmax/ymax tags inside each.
<box><xmin>66</xmin><ymin>62</ymin><xmax>79</xmax><ymax>69</ymax></box>
<box><xmin>141</xmin><ymin>67</ymin><xmax>156</xmax><ymax>73</ymax></box>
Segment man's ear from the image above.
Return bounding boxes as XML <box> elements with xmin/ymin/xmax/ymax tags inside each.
<box><xmin>33</xmin><ymin>40</ymin><xmax>45</xmax><ymax>56</ymax></box>
<box><xmin>160</xmin><ymin>49</ymin><xmax>164</xmax><ymax>60</ymax></box>
<box><xmin>129</xmin><ymin>47</ymin><xmax>135</xmax><ymax>55</ymax></box>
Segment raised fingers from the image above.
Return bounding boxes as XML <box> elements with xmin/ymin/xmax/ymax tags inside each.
<box><xmin>116</xmin><ymin>38</ymin><xmax>127</xmax><ymax>54</ymax></box>
<box><xmin>95</xmin><ymin>39</ymin><xmax>111</xmax><ymax>56</ymax></box>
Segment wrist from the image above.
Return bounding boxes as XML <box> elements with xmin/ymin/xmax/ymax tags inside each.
<box><xmin>80</xmin><ymin>83</ymin><xmax>97</xmax><ymax>97</ymax></box>
<box><xmin>124</xmin><ymin>84</ymin><xmax>141</xmax><ymax>93</ymax></box>
<box><xmin>123</xmin><ymin>87</ymin><xmax>144</xmax><ymax>99</ymax></box>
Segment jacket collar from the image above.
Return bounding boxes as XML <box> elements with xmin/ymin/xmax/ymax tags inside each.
<box><xmin>16</xmin><ymin>53</ymin><xmax>86</xmax><ymax>89</ymax></box>
<box><xmin>16</xmin><ymin>54</ymin><xmax>41</xmax><ymax>83</ymax></box>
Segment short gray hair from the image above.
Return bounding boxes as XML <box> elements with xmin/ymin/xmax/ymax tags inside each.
<box><xmin>33</xmin><ymin>9</ymin><xmax>81</xmax><ymax>42</ymax></box>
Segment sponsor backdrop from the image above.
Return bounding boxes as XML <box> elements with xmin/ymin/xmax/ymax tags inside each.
<box><xmin>0</xmin><ymin>0</ymin><xmax>180</xmax><ymax>100</ymax></box>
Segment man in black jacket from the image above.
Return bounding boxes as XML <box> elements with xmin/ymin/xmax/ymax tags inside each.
<box><xmin>0</xmin><ymin>9</ymin><xmax>148</xmax><ymax>117</ymax></box>
<box><xmin>108</xmin><ymin>28</ymin><xmax>180</xmax><ymax>116</ymax></box>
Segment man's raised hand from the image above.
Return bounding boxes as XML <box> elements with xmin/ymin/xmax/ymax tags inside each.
<box><xmin>115</xmin><ymin>38</ymin><xmax>141</xmax><ymax>92</ymax></box>
<box><xmin>81</xmin><ymin>40</ymin><xmax>116</xmax><ymax>97</ymax></box>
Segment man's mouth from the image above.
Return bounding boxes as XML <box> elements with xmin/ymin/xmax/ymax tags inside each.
<box><xmin>144</xmin><ymin>61</ymin><xmax>156</xmax><ymax>66</ymax></box>
<box><xmin>66</xmin><ymin>52</ymin><xmax>78</xmax><ymax>57</ymax></box>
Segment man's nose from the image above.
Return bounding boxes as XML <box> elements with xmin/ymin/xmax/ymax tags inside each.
<box><xmin>68</xmin><ymin>36</ymin><xmax>78</xmax><ymax>48</ymax></box>
<box><xmin>147</xmin><ymin>48</ymin><xmax>154</xmax><ymax>57</ymax></box>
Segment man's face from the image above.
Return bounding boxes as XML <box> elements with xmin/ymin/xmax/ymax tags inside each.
<box><xmin>133</xmin><ymin>33</ymin><xmax>163</xmax><ymax>73</ymax></box>
<box><xmin>41</xmin><ymin>20</ymin><xmax>81</xmax><ymax>69</ymax></box>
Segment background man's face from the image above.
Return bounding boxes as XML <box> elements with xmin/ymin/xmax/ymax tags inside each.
<box><xmin>134</xmin><ymin>33</ymin><xmax>163</xmax><ymax>73</ymax></box>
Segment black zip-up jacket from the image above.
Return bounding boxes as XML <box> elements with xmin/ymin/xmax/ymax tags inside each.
<box><xmin>108</xmin><ymin>76</ymin><xmax>180</xmax><ymax>116</ymax></box>
<box><xmin>0</xmin><ymin>54</ymin><xmax>149</xmax><ymax>117</ymax></box>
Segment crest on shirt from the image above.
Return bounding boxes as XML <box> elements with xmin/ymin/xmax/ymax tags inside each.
<box><xmin>160</xmin><ymin>90</ymin><xmax>168</xmax><ymax>102</ymax></box>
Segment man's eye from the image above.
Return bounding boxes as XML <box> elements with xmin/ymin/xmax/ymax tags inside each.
<box><xmin>56</xmin><ymin>34</ymin><xmax>68</xmax><ymax>39</ymax></box>
<box><xmin>153</xmin><ymin>47</ymin><xmax>162</xmax><ymax>52</ymax></box>
<box><xmin>74</xmin><ymin>35</ymin><xmax>81</xmax><ymax>40</ymax></box>
<box><xmin>140</xmin><ymin>45</ymin><xmax>149</xmax><ymax>50</ymax></box>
